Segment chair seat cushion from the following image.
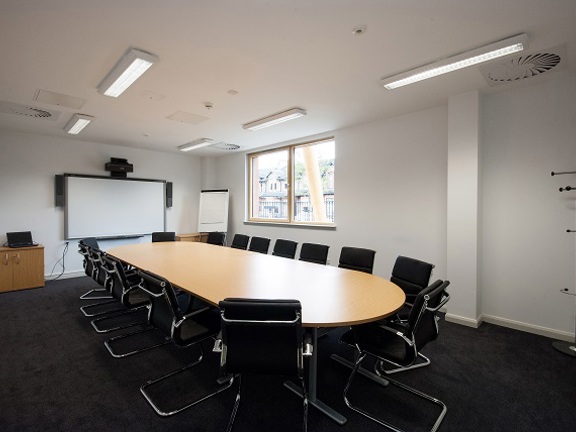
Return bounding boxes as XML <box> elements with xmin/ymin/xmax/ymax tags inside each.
<box><xmin>126</xmin><ymin>287</ymin><xmax>150</xmax><ymax>307</ymax></box>
<box><xmin>176</xmin><ymin>308</ymin><xmax>220</xmax><ymax>346</ymax></box>
<box><xmin>343</xmin><ymin>321</ymin><xmax>415</xmax><ymax>365</ymax></box>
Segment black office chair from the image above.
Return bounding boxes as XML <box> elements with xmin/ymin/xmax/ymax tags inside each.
<box><xmin>272</xmin><ymin>239</ymin><xmax>298</xmax><ymax>259</ymax></box>
<box><xmin>78</xmin><ymin>238</ymin><xmax>112</xmax><ymax>300</ymax></box>
<box><xmin>248</xmin><ymin>236</ymin><xmax>270</xmax><ymax>254</ymax></box>
<box><xmin>340</xmin><ymin>280</ymin><xmax>451</xmax><ymax>432</ymax></box>
<box><xmin>152</xmin><ymin>231</ymin><xmax>176</xmax><ymax>242</ymax></box>
<box><xmin>90</xmin><ymin>254</ymin><xmax>150</xmax><ymax>333</ymax></box>
<box><xmin>230</xmin><ymin>234</ymin><xmax>250</xmax><ymax>250</ymax></box>
<box><xmin>338</xmin><ymin>246</ymin><xmax>376</xmax><ymax>274</ymax></box>
<box><xmin>214</xmin><ymin>298</ymin><xmax>313</xmax><ymax>432</ymax></box>
<box><xmin>80</xmin><ymin>248</ymin><xmax>122</xmax><ymax>317</ymax></box>
<box><xmin>104</xmin><ymin>270</ymin><xmax>216</xmax><ymax>359</ymax></box>
<box><xmin>299</xmin><ymin>242</ymin><xmax>330</xmax><ymax>265</ymax></box>
<box><xmin>135</xmin><ymin>270</ymin><xmax>232</xmax><ymax>416</ymax></box>
<box><xmin>389</xmin><ymin>255</ymin><xmax>435</xmax><ymax>321</ymax></box>
<box><xmin>207</xmin><ymin>231</ymin><xmax>227</xmax><ymax>246</ymax></box>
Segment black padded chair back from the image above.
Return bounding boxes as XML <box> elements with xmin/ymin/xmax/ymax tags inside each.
<box><xmin>101</xmin><ymin>254</ymin><xmax>125</xmax><ymax>301</ymax></box>
<box><xmin>338</xmin><ymin>247</ymin><xmax>376</xmax><ymax>274</ymax></box>
<box><xmin>407</xmin><ymin>280</ymin><xmax>450</xmax><ymax>351</ymax></box>
<box><xmin>152</xmin><ymin>231</ymin><xmax>176</xmax><ymax>242</ymax></box>
<box><xmin>272</xmin><ymin>239</ymin><xmax>298</xmax><ymax>259</ymax></box>
<box><xmin>207</xmin><ymin>231</ymin><xmax>227</xmax><ymax>246</ymax></box>
<box><xmin>248</xmin><ymin>236</ymin><xmax>271</xmax><ymax>254</ymax></box>
<box><xmin>391</xmin><ymin>256</ymin><xmax>434</xmax><ymax>303</ymax></box>
<box><xmin>78</xmin><ymin>242</ymin><xmax>94</xmax><ymax>278</ymax></box>
<box><xmin>137</xmin><ymin>270</ymin><xmax>182</xmax><ymax>337</ymax></box>
<box><xmin>230</xmin><ymin>234</ymin><xmax>250</xmax><ymax>250</ymax></box>
<box><xmin>219</xmin><ymin>298</ymin><xmax>303</xmax><ymax>376</ymax></box>
<box><xmin>89</xmin><ymin>248</ymin><xmax>108</xmax><ymax>286</ymax></box>
<box><xmin>299</xmin><ymin>242</ymin><xmax>330</xmax><ymax>265</ymax></box>
<box><xmin>80</xmin><ymin>237</ymin><xmax>99</xmax><ymax>249</ymax></box>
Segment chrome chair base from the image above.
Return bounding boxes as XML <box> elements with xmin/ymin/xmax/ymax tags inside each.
<box><xmin>90</xmin><ymin>306</ymin><xmax>148</xmax><ymax>333</ymax></box>
<box><xmin>343</xmin><ymin>352</ymin><xmax>447</xmax><ymax>432</ymax></box>
<box><xmin>104</xmin><ymin>327</ymin><xmax>171</xmax><ymax>358</ymax></box>
<box><xmin>79</xmin><ymin>287</ymin><xmax>114</xmax><ymax>300</ymax></box>
<box><xmin>141</xmin><ymin>351</ymin><xmax>234</xmax><ymax>417</ymax></box>
<box><xmin>80</xmin><ymin>299</ymin><xmax>124</xmax><ymax>317</ymax></box>
<box><xmin>374</xmin><ymin>352</ymin><xmax>432</xmax><ymax>375</ymax></box>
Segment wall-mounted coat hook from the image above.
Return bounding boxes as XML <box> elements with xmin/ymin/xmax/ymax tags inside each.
<box><xmin>567</xmin><ymin>229</ymin><xmax>576</xmax><ymax>233</ymax></box>
<box><xmin>551</xmin><ymin>171</ymin><xmax>576</xmax><ymax>176</ymax></box>
<box><xmin>559</xmin><ymin>186</ymin><xmax>575</xmax><ymax>192</ymax></box>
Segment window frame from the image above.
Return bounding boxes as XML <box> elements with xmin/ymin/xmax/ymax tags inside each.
<box><xmin>247</xmin><ymin>137</ymin><xmax>335</xmax><ymax>227</ymax></box>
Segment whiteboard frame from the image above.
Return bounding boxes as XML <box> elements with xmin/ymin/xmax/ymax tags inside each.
<box><xmin>63</xmin><ymin>174</ymin><xmax>166</xmax><ymax>239</ymax></box>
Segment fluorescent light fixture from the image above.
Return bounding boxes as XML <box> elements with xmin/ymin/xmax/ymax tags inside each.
<box><xmin>381</xmin><ymin>33</ymin><xmax>528</xmax><ymax>90</ymax></box>
<box><xmin>64</xmin><ymin>113</ymin><xmax>93</xmax><ymax>134</ymax></box>
<box><xmin>178</xmin><ymin>138</ymin><xmax>215</xmax><ymax>152</ymax></box>
<box><xmin>97</xmin><ymin>48</ymin><xmax>158</xmax><ymax>97</ymax></box>
<box><xmin>242</xmin><ymin>108</ymin><xmax>307</xmax><ymax>131</ymax></box>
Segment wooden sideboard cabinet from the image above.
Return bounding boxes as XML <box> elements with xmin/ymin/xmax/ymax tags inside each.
<box><xmin>0</xmin><ymin>245</ymin><xmax>44</xmax><ymax>292</ymax></box>
<box><xmin>176</xmin><ymin>233</ymin><xmax>209</xmax><ymax>243</ymax></box>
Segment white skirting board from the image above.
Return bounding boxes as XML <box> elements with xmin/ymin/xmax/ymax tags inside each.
<box><xmin>445</xmin><ymin>312</ymin><xmax>575</xmax><ymax>342</ymax></box>
<box><xmin>44</xmin><ymin>270</ymin><xmax>86</xmax><ymax>281</ymax></box>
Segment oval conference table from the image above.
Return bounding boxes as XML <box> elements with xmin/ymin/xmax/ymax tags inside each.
<box><xmin>108</xmin><ymin>241</ymin><xmax>405</xmax><ymax>425</ymax></box>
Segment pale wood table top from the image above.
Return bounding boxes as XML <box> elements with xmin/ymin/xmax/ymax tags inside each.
<box><xmin>108</xmin><ymin>242</ymin><xmax>405</xmax><ymax>328</ymax></box>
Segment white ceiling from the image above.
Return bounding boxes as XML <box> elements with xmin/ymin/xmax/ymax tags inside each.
<box><xmin>1</xmin><ymin>0</ymin><xmax>575</xmax><ymax>156</ymax></box>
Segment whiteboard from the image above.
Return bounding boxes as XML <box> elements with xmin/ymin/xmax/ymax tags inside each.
<box><xmin>198</xmin><ymin>189</ymin><xmax>229</xmax><ymax>232</ymax></box>
<box><xmin>65</xmin><ymin>175</ymin><xmax>165</xmax><ymax>239</ymax></box>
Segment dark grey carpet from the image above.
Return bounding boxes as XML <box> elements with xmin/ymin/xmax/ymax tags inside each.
<box><xmin>1</xmin><ymin>277</ymin><xmax>575</xmax><ymax>431</ymax></box>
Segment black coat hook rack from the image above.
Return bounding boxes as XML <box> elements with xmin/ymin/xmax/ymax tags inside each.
<box><xmin>559</xmin><ymin>186</ymin><xmax>575</xmax><ymax>192</ymax></box>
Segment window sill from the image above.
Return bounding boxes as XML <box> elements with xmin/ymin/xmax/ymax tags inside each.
<box><xmin>244</xmin><ymin>220</ymin><xmax>336</xmax><ymax>230</ymax></box>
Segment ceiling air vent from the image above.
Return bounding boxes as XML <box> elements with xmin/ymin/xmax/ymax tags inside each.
<box><xmin>0</xmin><ymin>100</ymin><xmax>61</xmax><ymax>121</ymax></box>
<box><xmin>480</xmin><ymin>45</ymin><xmax>565</xmax><ymax>86</ymax></box>
<box><xmin>213</xmin><ymin>142</ymin><xmax>240</xmax><ymax>151</ymax></box>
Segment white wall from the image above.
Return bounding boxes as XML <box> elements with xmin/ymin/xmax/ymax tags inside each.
<box><xmin>209</xmin><ymin>106</ymin><xmax>449</xmax><ymax>279</ymax></box>
<box><xmin>209</xmin><ymin>75</ymin><xmax>576</xmax><ymax>340</ymax></box>
<box><xmin>480</xmin><ymin>75</ymin><xmax>576</xmax><ymax>338</ymax></box>
<box><xmin>0</xmin><ymin>130</ymin><xmax>202</xmax><ymax>278</ymax></box>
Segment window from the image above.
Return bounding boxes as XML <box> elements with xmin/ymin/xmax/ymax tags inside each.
<box><xmin>248</xmin><ymin>138</ymin><xmax>335</xmax><ymax>225</ymax></box>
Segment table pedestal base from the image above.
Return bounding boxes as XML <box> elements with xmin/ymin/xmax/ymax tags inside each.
<box><xmin>283</xmin><ymin>380</ymin><xmax>347</xmax><ymax>425</ymax></box>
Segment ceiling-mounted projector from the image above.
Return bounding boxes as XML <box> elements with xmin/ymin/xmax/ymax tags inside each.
<box><xmin>105</xmin><ymin>157</ymin><xmax>133</xmax><ymax>177</ymax></box>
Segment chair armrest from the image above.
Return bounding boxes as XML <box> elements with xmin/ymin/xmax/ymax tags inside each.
<box><xmin>376</xmin><ymin>323</ymin><xmax>415</xmax><ymax>347</ymax></box>
<box><xmin>303</xmin><ymin>331</ymin><xmax>313</xmax><ymax>357</ymax></box>
<box><xmin>213</xmin><ymin>331</ymin><xmax>223</xmax><ymax>353</ymax></box>
<box><xmin>426</xmin><ymin>292</ymin><xmax>450</xmax><ymax>313</ymax></box>
<box><xmin>174</xmin><ymin>306</ymin><xmax>212</xmax><ymax>328</ymax></box>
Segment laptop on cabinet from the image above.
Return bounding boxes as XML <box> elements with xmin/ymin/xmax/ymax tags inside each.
<box><xmin>6</xmin><ymin>231</ymin><xmax>38</xmax><ymax>248</ymax></box>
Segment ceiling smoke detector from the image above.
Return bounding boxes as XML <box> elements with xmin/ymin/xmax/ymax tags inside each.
<box><xmin>481</xmin><ymin>45</ymin><xmax>565</xmax><ymax>86</ymax></box>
